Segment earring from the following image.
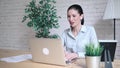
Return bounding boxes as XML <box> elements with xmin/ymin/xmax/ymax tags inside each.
<box><xmin>80</xmin><ymin>17</ymin><xmax>82</xmax><ymax>21</ymax></box>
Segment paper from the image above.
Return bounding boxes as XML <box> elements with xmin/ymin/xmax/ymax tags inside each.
<box><xmin>78</xmin><ymin>52</ymin><xmax>85</xmax><ymax>58</ymax></box>
<box><xmin>0</xmin><ymin>54</ymin><xmax>32</xmax><ymax>63</ymax></box>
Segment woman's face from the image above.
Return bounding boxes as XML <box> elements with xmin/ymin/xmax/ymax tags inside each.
<box><xmin>67</xmin><ymin>9</ymin><xmax>82</xmax><ymax>28</ymax></box>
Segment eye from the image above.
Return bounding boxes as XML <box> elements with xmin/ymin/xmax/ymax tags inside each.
<box><xmin>67</xmin><ymin>15</ymin><xmax>70</xmax><ymax>18</ymax></box>
<box><xmin>73</xmin><ymin>15</ymin><xmax>76</xmax><ymax>17</ymax></box>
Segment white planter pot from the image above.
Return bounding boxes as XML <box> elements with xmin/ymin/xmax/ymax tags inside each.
<box><xmin>85</xmin><ymin>56</ymin><xmax>101</xmax><ymax>68</ymax></box>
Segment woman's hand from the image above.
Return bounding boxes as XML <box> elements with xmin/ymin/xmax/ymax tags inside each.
<box><xmin>65</xmin><ymin>51</ymin><xmax>78</xmax><ymax>61</ymax></box>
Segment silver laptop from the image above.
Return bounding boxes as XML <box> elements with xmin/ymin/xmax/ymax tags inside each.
<box><xmin>29</xmin><ymin>38</ymin><xmax>66</xmax><ymax>66</ymax></box>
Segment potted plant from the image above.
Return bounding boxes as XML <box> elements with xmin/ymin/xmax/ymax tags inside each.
<box><xmin>22</xmin><ymin>0</ymin><xmax>60</xmax><ymax>39</ymax></box>
<box><xmin>85</xmin><ymin>43</ymin><xmax>103</xmax><ymax>68</ymax></box>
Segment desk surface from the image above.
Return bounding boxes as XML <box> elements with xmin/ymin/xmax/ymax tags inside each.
<box><xmin>0</xmin><ymin>49</ymin><xmax>120</xmax><ymax>68</ymax></box>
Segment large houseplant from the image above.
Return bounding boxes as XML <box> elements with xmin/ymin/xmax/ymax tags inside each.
<box><xmin>85</xmin><ymin>43</ymin><xmax>103</xmax><ymax>68</ymax></box>
<box><xmin>22</xmin><ymin>0</ymin><xmax>60</xmax><ymax>38</ymax></box>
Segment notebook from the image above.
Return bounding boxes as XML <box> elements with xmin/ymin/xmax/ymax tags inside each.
<box><xmin>29</xmin><ymin>38</ymin><xmax>67</xmax><ymax>66</ymax></box>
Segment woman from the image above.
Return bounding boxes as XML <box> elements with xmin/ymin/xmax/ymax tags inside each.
<box><xmin>61</xmin><ymin>4</ymin><xmax>98</xmax><ymax>61</ymax></box>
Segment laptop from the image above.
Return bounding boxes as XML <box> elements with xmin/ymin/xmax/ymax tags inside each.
<box><xmin>29</xmin><ymin>38</ymin><xmax>67</xmax><ymax>66</ymax></box>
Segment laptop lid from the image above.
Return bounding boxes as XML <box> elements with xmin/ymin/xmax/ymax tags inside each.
<box><xmin>29</xmin><ymin>38</ymin><xmax>66</xmax><ymax>66</ymax></box>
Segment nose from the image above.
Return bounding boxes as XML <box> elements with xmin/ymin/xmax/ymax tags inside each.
<box><xmin>68</xmin><ymin>17</ymin><xmax>73</xmax><ymax>22</ymax></box>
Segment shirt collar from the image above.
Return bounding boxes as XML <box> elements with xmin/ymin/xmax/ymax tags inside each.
<box><xmin>68</xmin><ymin>25</ymin><xmax>87</xmax><ymax>33</ymax></box>
<box><xmin>80</xmin><ymin>25</ymin><xmax>87</xmax><ymax>33</ymax></box>
<box><xmin>67</xmin><ymin>25</ymin><xmax>87</xmax><ymax>39</ymax></box>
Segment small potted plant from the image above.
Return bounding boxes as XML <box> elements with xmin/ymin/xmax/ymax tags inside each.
<box><xmin>22</xmin><ymin>0</ymin><xmax>60</xmax><ymax>39</ymax></box>
<box><xmin>85</xmin><ymin>43</ymin><xmax>103</xmax><ymax>68</ymax></box>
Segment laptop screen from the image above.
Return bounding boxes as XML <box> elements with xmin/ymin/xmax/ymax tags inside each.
<box><xmin>99</xmin><ymin>40</ymin><xmax>117</xmax><ymax>62</ymax></box>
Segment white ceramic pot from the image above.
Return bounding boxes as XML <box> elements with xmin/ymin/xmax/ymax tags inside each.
<box><xmin>85</xmin><ymin>56</ymin><xmax>101</xmax><ymax>68</ymax></box>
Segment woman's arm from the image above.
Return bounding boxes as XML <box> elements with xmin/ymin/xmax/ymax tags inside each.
<box><xmin>65</xmin><ymin>51</ymin><xmax>78</xmax><ymax>61</ymax></box>
<box><xmin>90</xmin><ymin>27</ymin><xmax>99</xmax><ymax>47</ymax></box>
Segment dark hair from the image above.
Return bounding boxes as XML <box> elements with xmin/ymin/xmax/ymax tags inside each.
<box><xmin>67</xmin><ymin>4</ymin><xmax>84</xmax><ymax>25</ymax></box>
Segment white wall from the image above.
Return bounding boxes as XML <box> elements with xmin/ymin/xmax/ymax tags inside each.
<box><xmin>0</xmin><ymin>0</ymin><xmax>120</xmax><ymax>59</ymax></box>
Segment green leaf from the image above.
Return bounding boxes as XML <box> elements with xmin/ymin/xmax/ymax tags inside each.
<box><xmin>27</xmin><ymin>21</ymin><xmax>33</xmax><ymax>27</ymax></box>
<box><xmin>22</xmin><ymin>16</ymin><xmax>28</xmax><ymax>22</ymax></box>
<box><xmin>85</xmin><ymin>43</ymin><xmax>104</xmax><ymax>56</ymax></box>
<box><xmin>39</xmin><ymin>1</ymin><xmax>43</xmax><ymax>4</ymax></box>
